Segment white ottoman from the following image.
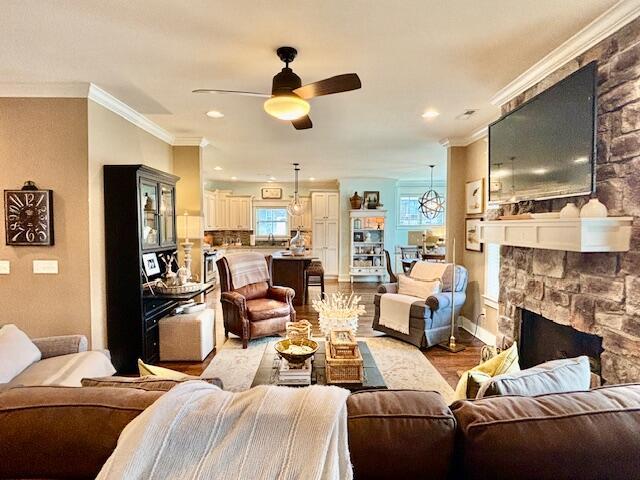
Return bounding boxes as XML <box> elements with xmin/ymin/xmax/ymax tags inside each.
<box><xmin>159</xmin><ymin>308</ymin><xmax>215</xmax><ymax>361</ymax></box>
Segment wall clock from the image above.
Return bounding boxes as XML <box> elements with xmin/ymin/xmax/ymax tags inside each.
<box><xmin>4</xmin><ymin>181</ymin><xmax>54</xmax><ymax>246</ymax></box>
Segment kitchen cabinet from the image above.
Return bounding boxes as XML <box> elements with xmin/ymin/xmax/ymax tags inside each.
<box><xmin>290</xmin><ymin>196</ymin><xmax>312</xmax><ymax>230</ymax></box>
<box><xmin>203</xmin><ymin>191</ymin><xmax>252</xmax><ymax>231</ymax></box>
<box><xmin>311</xmin><ymin>192</ymin><xmax>339</xmax><ymax>277</ymax></box>
<box><xmin>312</xmin><ymin>192</ymin><xmax>339</xmax><ymax>221</ymax></box>
<box><xmin>228</xmin><ymin>196</ymin><xmax>253</xmax><ymax>230</ymax></box>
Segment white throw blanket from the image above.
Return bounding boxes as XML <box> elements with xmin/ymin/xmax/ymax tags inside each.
<box><xmin>410</xmin><ymin>261</ymin><xmax>448</xmax><ymax>282</ymax></box>
<box><xmin>226</xmin><ymin>251</ymin><xmax>270</xmax><ymax>289</ymax></box>
<box><xmin>97</xmin><ymin>381</ymin><xmax>352</xmax><ymax>480</ymax></box>
<box><xmin>378</xmin><ymin>293</ymin><xmax>419</xmax><ymax>335</ymax></box>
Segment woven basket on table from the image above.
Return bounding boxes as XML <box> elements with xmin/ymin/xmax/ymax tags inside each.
<box><xmin>326</xmin><ymin>343</ymin><xmax>364</xmax><ymax>384</ymax></box>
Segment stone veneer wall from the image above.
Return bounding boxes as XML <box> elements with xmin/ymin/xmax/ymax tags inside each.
<box><xmin>498</xmin><ymin>18</ymin><xmax>640</xmax><ymax>384</ymax></box>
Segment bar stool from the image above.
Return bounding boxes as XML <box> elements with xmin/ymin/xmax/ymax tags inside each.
<box><xmin>305</xmin><ymin>260</ymin><xmax>325</xmax><ymax>303</ymax></box>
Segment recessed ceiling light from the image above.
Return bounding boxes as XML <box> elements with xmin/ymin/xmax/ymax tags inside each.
<box><xmin>309</xmin><ymin>177</ymin><xmax>315</xmax><ymax>181</ymax></box>
<box><xmin>206</xmin><ymin>110</ymin><xmax>224</xmax><ymax>118</ymax></box>
<box><xmin>533</xmin><ymin>168</ymin><xmax>548</xmax><ymax>175</ymax></box>
<box><xmin>267</xmin><ymin>180</ymin><xmax>273</xmax><ymax>183</ymax></box>
<box><xmin>214</xmin><ymin>166</ymin><xmax>223</xmax><ymax>171</ymax></box>
<box><xmin>574</xmin><ymin>156</ymin><xmax>589</xmax><ymax>164</ymax></box>
<box><xmin>231</xmin><ymin>176</ymin><xmax>237</xmax><ymax>180</ymax></box>
<box><xmin>269</xmin><ymin>176</ymin><xmax>276</xmax><ymax>181</ymax></box>
<box><xmin>422</xmin><ymin>110</ymin><xmax>440</xmax><ymax>119</ymax></box>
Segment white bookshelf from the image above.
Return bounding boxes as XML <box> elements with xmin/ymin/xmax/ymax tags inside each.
<box><xmin>350</xmin><ymin>209</ymin><xmax>386</xmax><ymax>283</ymax></box>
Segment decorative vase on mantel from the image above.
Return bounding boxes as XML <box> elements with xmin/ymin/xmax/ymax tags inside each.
<box><xmin>580</xmin><ymin>198</ymin><xmax>608</xmax><ymax>218</ymax></box>
<box><xmin>559</xmin><ymin>202</ymin><xmax>580</xmax><ymax>218</ymax></box>
<box><xmin>350</xmin><ymin>192</ymin><xmax>363</xmax><ymax>209</ymax></box>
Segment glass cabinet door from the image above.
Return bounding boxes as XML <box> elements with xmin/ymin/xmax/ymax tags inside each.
<box><xmin>159</xmin><ymin>184</ymin><xmax>175</xmax><ymax>246</ymax></box>
<box><xmin>140</xmin><ymin>181</ymin><xmax>159</xmax><ymax>249</ymax></box>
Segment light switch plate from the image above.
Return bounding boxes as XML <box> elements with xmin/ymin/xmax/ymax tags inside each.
<box><xmin>0</xmin><ymin>260</ymin><xmax>9</xmax><ymax>275</ymax></box>
<box><xmin>33</xmin><ymin>260</ymin><xmax>59</xmax><ymax>274</ymax></box>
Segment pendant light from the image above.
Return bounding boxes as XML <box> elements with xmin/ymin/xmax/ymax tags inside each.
<box><xmin>287</xmin><ymin>163</ymin><xmax>306</xmax><ymax>216</ymax></box>
<box><xmin>419</xmin><ymin>165</ymin><xmax>445</xmax><ymax>220</ymax></box>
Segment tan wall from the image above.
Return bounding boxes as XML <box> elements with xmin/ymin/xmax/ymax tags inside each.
<box><xmin>173</xmin><ymin>145</ymin><xmax>203</xmax><ymax>280</ymax></box>
<box><xmin>460</xmin><ymin>139</ymin><xmax>498</xmax><ymax>336</ymax></box>
<box><xmin>445</xmin><ymin>147</ymin><xmax>466</xmax><ymax>265</ymax></box>
<box><xmin>87</xmin><ymin>100</ymin><xmax>174</xmax><ymax>349</ymax></box>
<box><xmin>0</xmin><ymin>98</ymin><xmax>91</xmax><ymax>340</ymax></box>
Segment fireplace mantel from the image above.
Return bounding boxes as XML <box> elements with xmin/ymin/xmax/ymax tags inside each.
<box><xmin>478</xmin><ymin>217</ymin><xmax>633</xmax><ymax>252</ymax></box>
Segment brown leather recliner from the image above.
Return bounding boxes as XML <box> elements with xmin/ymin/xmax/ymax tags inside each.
<box><xmin>217</xmin><ymin>255</ymin><xmax>295</xmax><ymax>348</ymax></box>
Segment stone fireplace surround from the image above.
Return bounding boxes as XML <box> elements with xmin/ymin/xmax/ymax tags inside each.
<box><xmin>496</xmin><ymin>18</ymin><xmax>640</xmax><ymax>385</ymax></box>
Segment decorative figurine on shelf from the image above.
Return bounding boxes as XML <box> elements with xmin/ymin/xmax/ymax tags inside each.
<box><xmin>161</xmin><ymin>252</ymin><xmax>179</xmax><ymax>287</ymax></box>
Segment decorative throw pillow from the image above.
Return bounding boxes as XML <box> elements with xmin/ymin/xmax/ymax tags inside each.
<box><xmin>476</xmin><ymin>356</ymin><xmax>591</xmax><ymax>399</ymax></box>
<box><xmin>453</xmin><ymin>343</ymin><xmax>520</xmax><ymax>401</ymax></box>
<box><xmin>0</xmin><ymin>324</ymin><xmax>42</xmax><ymax>383</ymax></box>
<box><xmin>397</xmin><ymin>274</ymin><xmax>441</xmax><ymax>299</ymax></box>
<box><xmin>137</xmin><ymin>359</ymin><xmax>192</xmax><ymax>380</ymax></box>
<box><xmin>82</xmin><ymin>375</ymin><xmax>223</xmax><ymax>391</ymax></box>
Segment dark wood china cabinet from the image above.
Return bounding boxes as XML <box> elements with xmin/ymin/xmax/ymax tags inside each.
<box><xmin>103</xmin><ymin>165</ymin><xmax>180</xmax><ymax>373</ymax></box>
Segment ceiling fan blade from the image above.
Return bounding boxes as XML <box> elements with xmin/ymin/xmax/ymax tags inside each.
<box><xmin>292</xmin><ymin>115</ymin><xmax>313</xmax><ymax>130</ymax></box>
<box><xmin>293</xmin><ymin>73</ymin><xmax>361</xmax><ymax>100</ymax></box>
<box><xmin>192</xmin><ymin>89</ymin><xmax>270</xmax><ymax>98</ymax></box>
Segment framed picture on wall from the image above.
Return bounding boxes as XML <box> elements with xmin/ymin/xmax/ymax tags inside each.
<box><xmin>465</xmin><ymin>218</ymin><xmax>483</xmax><ymax>252</ymax></box>
<box><xmin>261</xmin><ymin>188</ymin><xmax>282</xmax><ymax>199</ymax></box>
<box><xmin>465</xmin><ymin>178</ymin><xmax>484</xmax><ymax>214</ymax></box>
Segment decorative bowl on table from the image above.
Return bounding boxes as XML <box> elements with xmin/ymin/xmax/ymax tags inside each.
<box><xmin>274</xmin><ymin>338</ymin><xmax>319</xmax><ymax>367</ymax></box>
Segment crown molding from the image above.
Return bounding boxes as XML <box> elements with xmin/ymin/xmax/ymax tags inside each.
<box><xmin>0</xmin><ymin>82</ymin><xmax>90</xmax><ymax>97</ymax></box>
<box><xmin>491</xmin><ymin>0</ymin><xmax>640</xmax><ymax>106</ymax></box>
<box><xmin>173</xmin><ymin>137</ymin><xmax>210</xmax><ymax>147</ymax></box>
<box><xmin>440</xmin><ymin>126</ymin><xmax>488</xmax><ymax>148</ymax></box>
<box><xmin>87</xmin><ymin>84</ymin><xmax>175</xmax><ymax>144</ymax></box>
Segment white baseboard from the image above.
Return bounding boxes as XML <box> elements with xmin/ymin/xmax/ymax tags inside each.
<box><xmin>459</xmin><ymin>315</ymin><xmax>496</xmax><ymax>346</ymax></box>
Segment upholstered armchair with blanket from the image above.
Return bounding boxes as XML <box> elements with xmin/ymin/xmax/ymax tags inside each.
<box><xmin>372</xmin><ymin>263</ymin><xmax>468</xmax><ymax>348</ymax></box>
<box><xmin>217</xmin><ymin>253</ymin><xmax>295</xmax><ymax>348</ymax></box>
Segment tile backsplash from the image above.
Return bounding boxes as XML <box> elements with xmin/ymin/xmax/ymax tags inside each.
<box><xmin>205</xmin><ymin>230</ymin><xmax>252</xmax><ymax>246</ymax></box>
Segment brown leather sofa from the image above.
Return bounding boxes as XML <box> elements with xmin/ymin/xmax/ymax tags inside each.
<box><xmin>217</xmin><ymin>255</ymin><xmax>295</xmax><ymax>348</ymax></box>
<box><xmin>1</xmin><ymin>384</ymin><xmax>639</xmax><ymax>479</ymax></box>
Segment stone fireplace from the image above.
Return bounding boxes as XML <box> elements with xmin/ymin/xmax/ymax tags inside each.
<box><xmin>519</xmin><ymin>309</ymin><xmax>603</xmax><ymax>374</ymax></box>
<box><xmin>496</xmin><ymin>17</ymin><xmax>640</xmax><ymax>385</ymax></box>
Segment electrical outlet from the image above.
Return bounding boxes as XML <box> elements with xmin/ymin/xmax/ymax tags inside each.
<box><xmin>0</xmin><ymin>260</ymin><xmax>10</xmax><ymax>275</ymax></box>
<box><xmin>33</xmin><ymin>260</ymin><xmax>59</xmax><ymax>274</ymax></box>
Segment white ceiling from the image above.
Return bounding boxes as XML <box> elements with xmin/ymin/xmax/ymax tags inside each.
<box><xmin>0</xmin><ymin>0</ymin><xmax>618</xmax><ymax>182</ymax></box>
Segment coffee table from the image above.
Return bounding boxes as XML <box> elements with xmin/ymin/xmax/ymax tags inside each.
<box><xmin>251</xmin><ymin>341</ymin><xmax>387</xmax><ymax>392</ymax></box>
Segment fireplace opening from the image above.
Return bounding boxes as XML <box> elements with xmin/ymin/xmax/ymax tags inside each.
<box><xmin>519</xmin><ymin>309</ymin><xmax>604</xmax><ymax>374</ymax></box>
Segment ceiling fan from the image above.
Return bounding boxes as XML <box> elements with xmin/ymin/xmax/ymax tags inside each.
<box><xmin>193</xmin><ymin>46</ymin><xmax>361</xmax><ymax>130</ymax></box>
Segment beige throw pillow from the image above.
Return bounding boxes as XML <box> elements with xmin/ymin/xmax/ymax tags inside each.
<box><xmin>398</xmin><ymin>275</ymin><xmax>441</xmax><ymax>299</ymax></box>
<box><xmin>0</xmin><ymin>324</ymin><xmax>42</xmax><ymax>383</ymax></box>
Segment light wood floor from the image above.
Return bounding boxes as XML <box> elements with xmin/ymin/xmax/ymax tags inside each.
<box><xmin>160</xmin><ymin>281</ymin><xmax>484</xmax><ymax>388</ymax></box>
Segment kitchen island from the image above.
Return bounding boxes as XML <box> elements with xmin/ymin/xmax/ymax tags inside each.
<box><xmin>271</xmin><ymin>251</ymin><xmax>318</xmax><ymax>306</ymax></box>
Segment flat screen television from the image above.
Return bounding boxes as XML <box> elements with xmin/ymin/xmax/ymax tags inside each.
<box><xmin>489</xmin><ymin>61</ymin><xmax>597</xmax><ymax>203</ymax></box>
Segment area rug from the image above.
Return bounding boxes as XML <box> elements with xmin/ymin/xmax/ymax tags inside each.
<box><xmin>203</xmin><ymin>335</ymin><xmax>454</xmax><ymax>403</ymax></box>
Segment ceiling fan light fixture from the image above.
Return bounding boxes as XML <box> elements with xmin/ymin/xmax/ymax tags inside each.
<box><xmin>263</xmin><ymin>94</ymin><xmax>310</xmax><ymax>121</ymax></box>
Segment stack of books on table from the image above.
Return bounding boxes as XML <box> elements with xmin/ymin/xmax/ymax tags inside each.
<box><xmin>277</xmin><ymin>358</ymin><xmax>312</xmax><ymax>386</ymax></box>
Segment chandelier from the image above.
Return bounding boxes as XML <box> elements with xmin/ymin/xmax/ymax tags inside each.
<box><xmin>419</xmin><ymin>165</ymin><xmax>445</xmax><ymax>219</ymax></box>
<box><xmin>287</xmin><ymin>163</ymin><xmax>306</xmax><ymax>216</ymax></box>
